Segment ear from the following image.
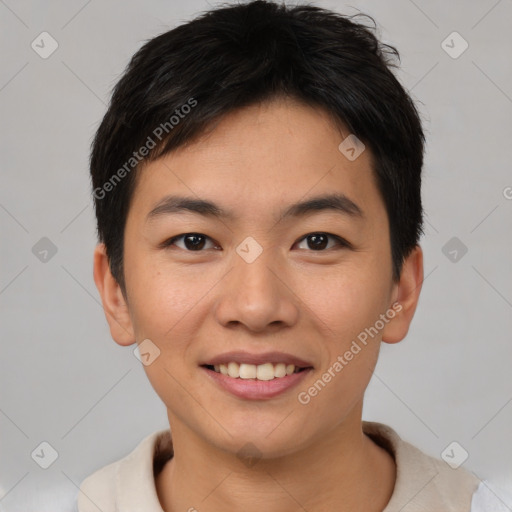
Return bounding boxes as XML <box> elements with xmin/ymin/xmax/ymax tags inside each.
<box><xmin>381</xmin><ymin>245</ymin><xmax>423</xmax><ymax>344</ymax></box>
<box><xmin>93</xmin><ymin>243</ymin><xmax>135</xmax><ymax>346</ymax></box>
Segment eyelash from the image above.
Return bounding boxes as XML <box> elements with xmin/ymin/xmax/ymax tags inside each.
<box><xmin>160</xmin><ymin>232</ymin><xmax>352</xmax><ymax>252</ymax></box>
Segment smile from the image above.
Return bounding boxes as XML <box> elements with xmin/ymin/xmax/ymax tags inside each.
<box><xmin>201</xmin><ymin>364</ymin><xmax>313</xmax><ymax>400</ymax></box>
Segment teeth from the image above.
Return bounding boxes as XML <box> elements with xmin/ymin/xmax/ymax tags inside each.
<box><xmin>227</xmin><ymin>362</ymin><xmax>240</xmax><ymax>378</ymax></box>
<box><xmin>239</xmin><ymin>363</ymin><xmax>257</xmax><ymax>379</ymax></box>
<box><xmin>212</xmin><ymin>362</ymin><xmax>305</xmax><ymax>380</ymax></box>
<box><xmin>256</xmin><ymin>363</ymin><xmax>274</xmax><ymax>381</ymax></box>
<box><xmin>274</xmin><ymin>363</ymin><xmax>286</xmax><ymax>378</ymax></box>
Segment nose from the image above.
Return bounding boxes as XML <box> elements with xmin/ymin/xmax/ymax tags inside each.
<box><xmin>213</xmin><ymin>249</ymin><xmax>299</xmax><ymax>333</ymax></box>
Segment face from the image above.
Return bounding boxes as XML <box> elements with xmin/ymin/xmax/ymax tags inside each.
<box><xmin>98</xmin><ymin>97</ymin><xmax>421</xmax><ymax>458</ymax></box>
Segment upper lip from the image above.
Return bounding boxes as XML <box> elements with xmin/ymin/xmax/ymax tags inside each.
<box><xmin>201</xmin><ymin>351</ymin><xmax>313</xmax><ymax>368</ymax></box>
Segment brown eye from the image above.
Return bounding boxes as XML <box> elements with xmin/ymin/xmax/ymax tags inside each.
<box><xmin>162</xmin><ymin>233</ymin><xmax>218</xmax><ymax>251</ymax></box>
<box><xmin>296</xmin><ymin>233</ymin><xmax>350</xmax><ymax>251</ymax></box>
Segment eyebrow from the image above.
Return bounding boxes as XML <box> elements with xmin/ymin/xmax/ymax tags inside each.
<box><xmin>146</xmin><ymin>193</ymin><xmax>364</xmax><ymax>223</ymax></box>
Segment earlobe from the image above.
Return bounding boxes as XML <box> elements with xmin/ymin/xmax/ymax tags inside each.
<box><xmin>93</xmin><ymin>243</ymin><xmax>135</xmax><ymax>346</ymax></box>
<box><xmin>381</xmin><ymin>245</ymin><xmax>424</xmax><ymax>344</ymax></box>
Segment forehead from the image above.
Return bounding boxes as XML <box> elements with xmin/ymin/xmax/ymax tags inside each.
<box><xmin>129</xmin><ymin>98</ymin><xmax>383</xmax><ymax>222</ymax></box>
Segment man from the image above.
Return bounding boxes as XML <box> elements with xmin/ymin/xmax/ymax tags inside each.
<box><xmin>79</xmin><ymin>1</ymin><xmax>491</xmax><ymax>510</ymax></box>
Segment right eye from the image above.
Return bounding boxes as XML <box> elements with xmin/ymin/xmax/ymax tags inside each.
<box><xmin>160</xmin><ymin>233</ymin><xmax>220</xmax><ymax>251</ymax></box>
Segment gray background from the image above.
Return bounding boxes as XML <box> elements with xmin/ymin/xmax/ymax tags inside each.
<box><xmin>1</xmin><ymin>0</ymin><xmax>511</xmax><ymax>510</ymax></box>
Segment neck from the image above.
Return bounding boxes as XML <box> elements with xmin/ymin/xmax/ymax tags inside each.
<box><xmin>156</xmin><ymin>409</ymin><xmax>396</xmax><ymax>512</ymax></box>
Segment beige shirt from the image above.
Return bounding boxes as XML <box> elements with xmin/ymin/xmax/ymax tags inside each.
<box><xmin>77</xmin><ymin>421</ymin><xmax>484</xmax><ymax>511</ymax></box>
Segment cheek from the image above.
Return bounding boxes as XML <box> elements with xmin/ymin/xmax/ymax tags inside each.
<box><xmin>125</xmin><ymin>264</ymin><xmax>210</xmax><ymax>407</ymax></box>
<box><xmin>295</xmin><ymin>274</ymin><xmax>385</xmax><ymax>427</ymax></box>
<box><xmin>304</xmin><ymin>267</ymin><xmax>389</xmax><ymax>346</ymax></box>
<box><xmin>124</xmin><ymin>252</ymin><xmax>199</xmax><ymax>336</ymax></box>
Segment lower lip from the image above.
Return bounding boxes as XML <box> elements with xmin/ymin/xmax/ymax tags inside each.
<box><xmin>201</xmin><ymin>366</ymin><xmax>313</xmax><ymax>400</ymax></box>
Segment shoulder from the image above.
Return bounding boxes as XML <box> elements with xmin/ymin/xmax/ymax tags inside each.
<box><xmin>363</xmin><ymin>421</ymin><xmax>481</xmax><ymax>511</ymax></box>
<box><xmin>76</xmin><ymin>429</ymin><xmax>172</xmax><ymax>512</ymax></box>
<box><xmin>77</xmin><ymin>460</ymin><xmax>118</xmax><ymax>512</ymax></box>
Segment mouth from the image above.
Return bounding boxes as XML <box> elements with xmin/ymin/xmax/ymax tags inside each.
<box><xmin>200</xmin><ymin>353</ymin><xmax>314</xmax><ymax>400</ymax></box>
<box><xmin>199</xmin><ymin>351</ymin><xmax>314</xmax><ymax>399</ymax></box>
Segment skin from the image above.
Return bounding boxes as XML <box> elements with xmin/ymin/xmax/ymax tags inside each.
<box><xmin>94</xmin><ymin>97</ymin><xmax>423</xmax><ymax>512</ymax></box>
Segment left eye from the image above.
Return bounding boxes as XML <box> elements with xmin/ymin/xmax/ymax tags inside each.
<box><xmin>295</xmin><ymin>233</ymin><xmax>348</xmax><ymax>251</ymax></box>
